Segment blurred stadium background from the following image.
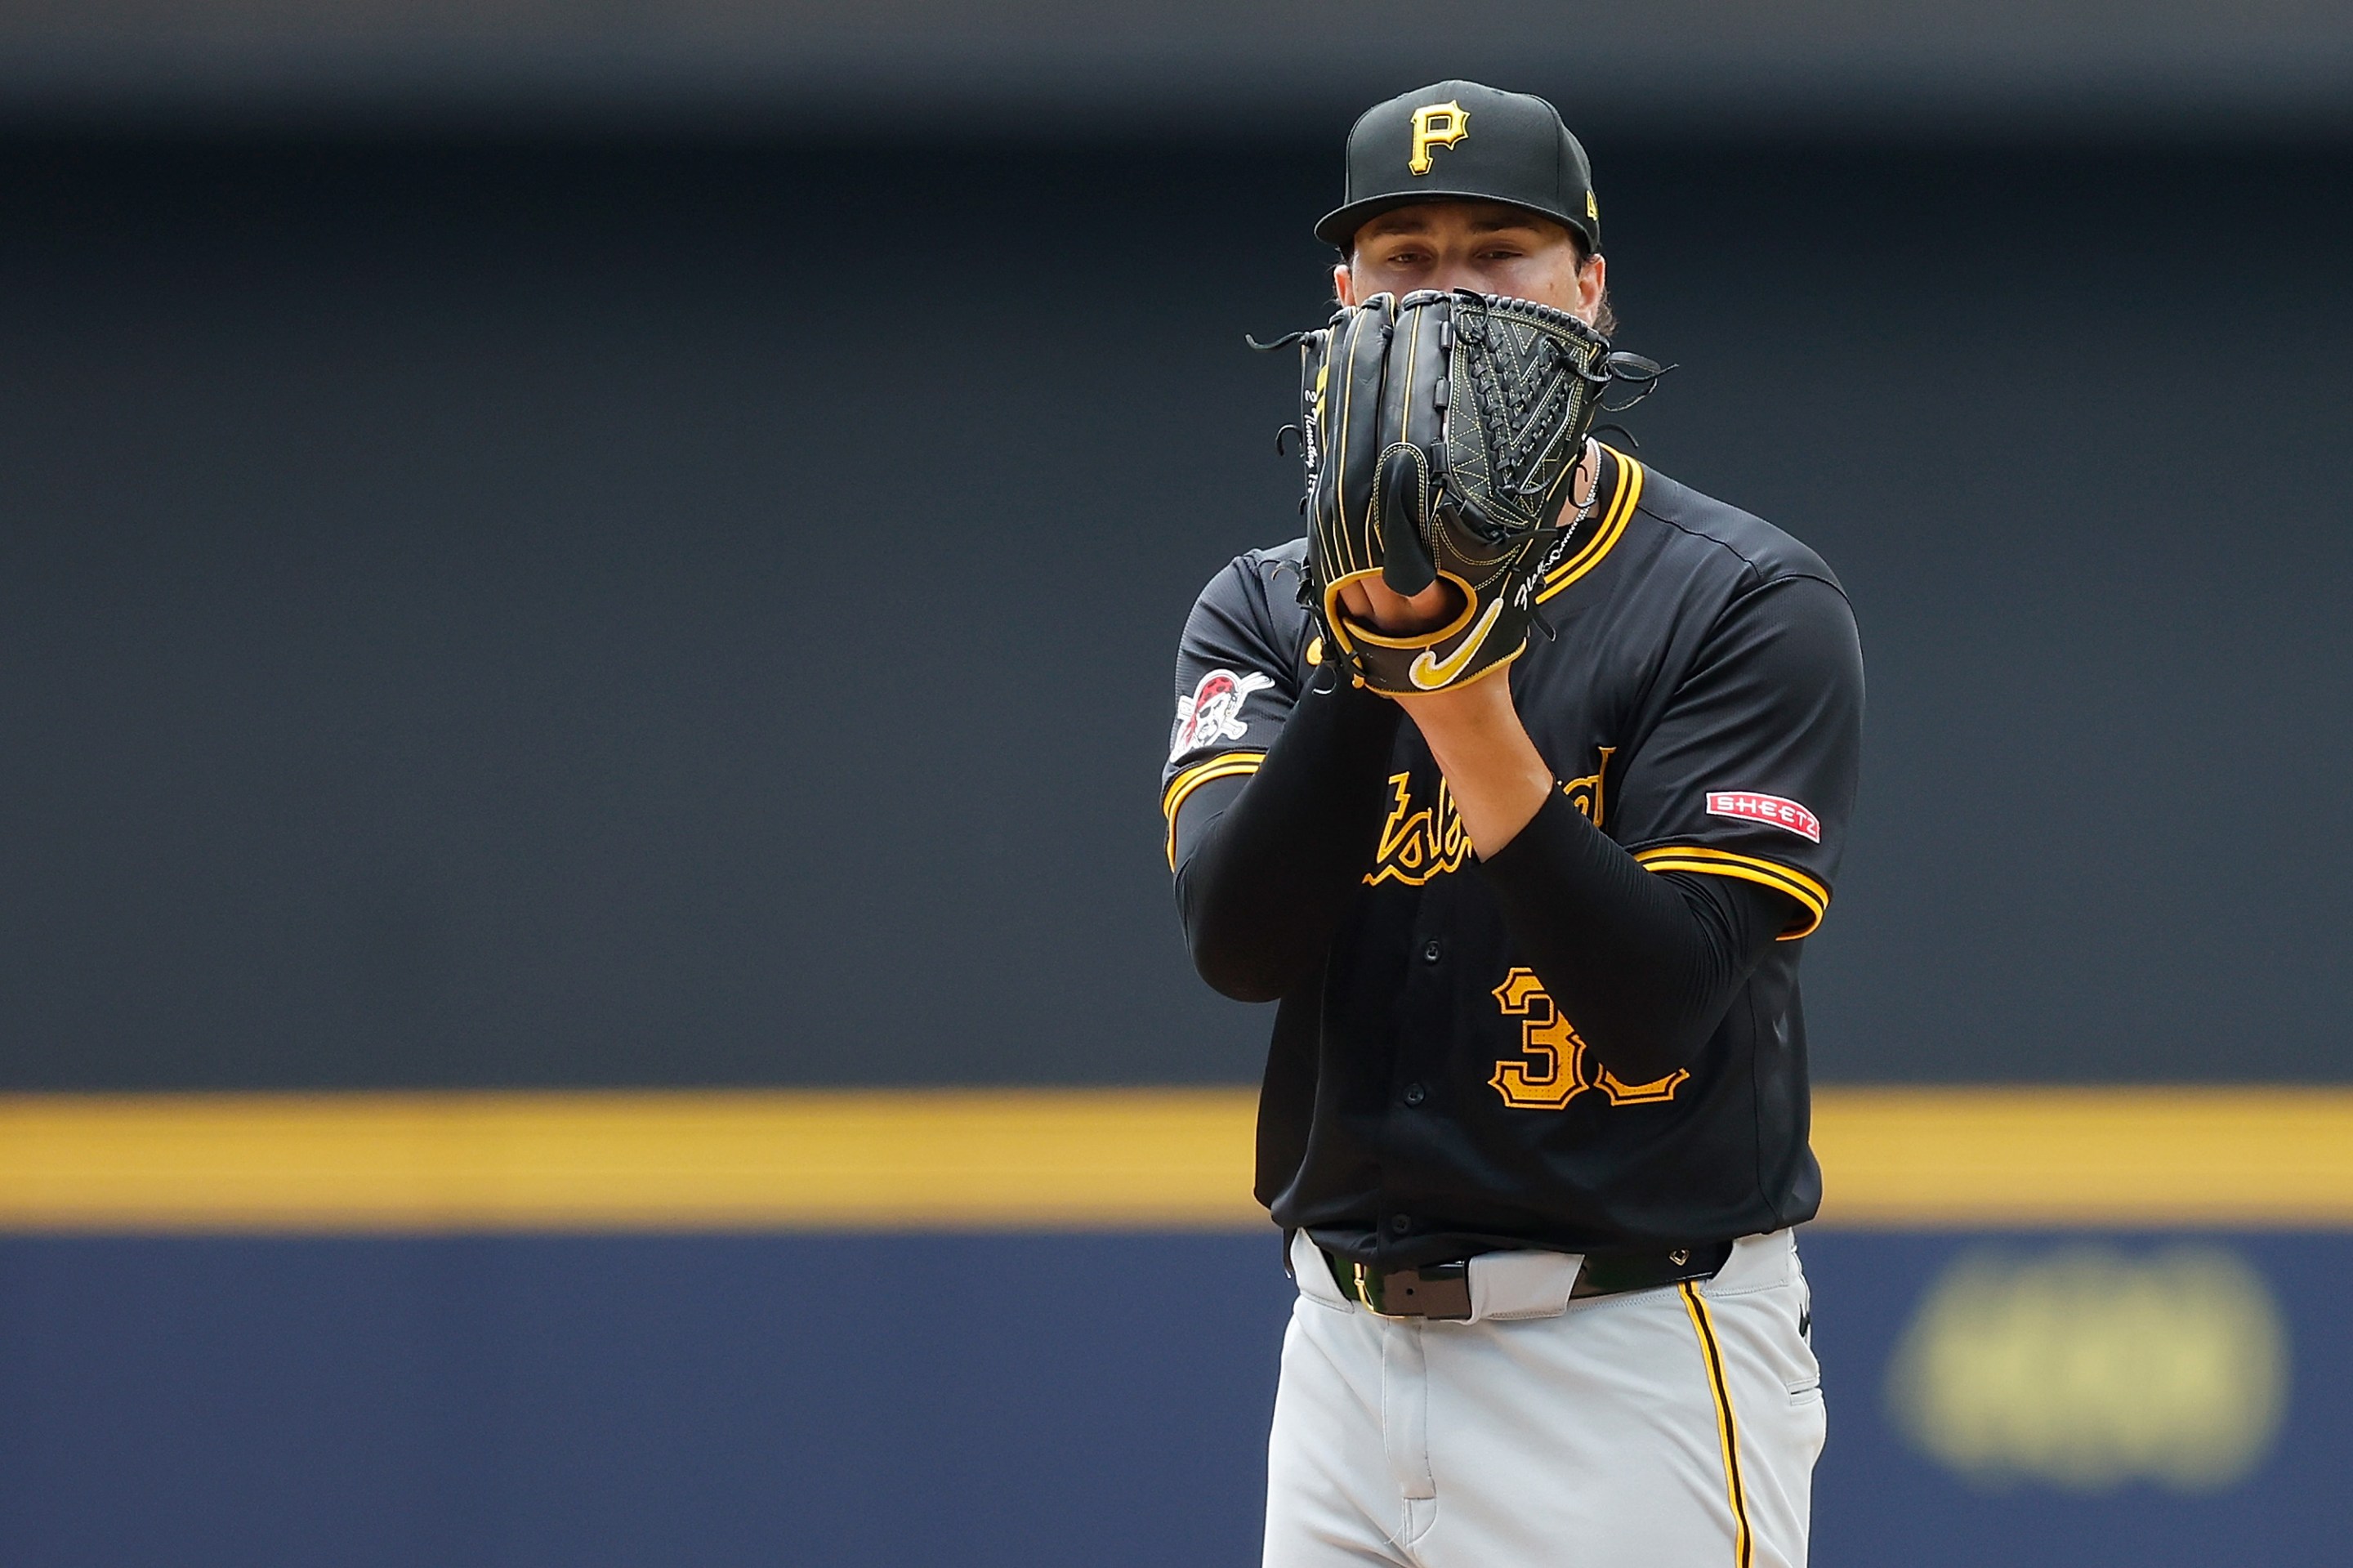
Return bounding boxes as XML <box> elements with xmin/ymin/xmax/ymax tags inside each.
<box><xmin>2</xmin><ymin>2</ymin><xmax>2351</xmax><ymax>1563</ymax></box>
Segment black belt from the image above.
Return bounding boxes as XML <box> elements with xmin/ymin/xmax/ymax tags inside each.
<box><xmin>1322</xmin><ymin>1240</ymin><xmax>1735</xmax><ymax>1321</ymax></box>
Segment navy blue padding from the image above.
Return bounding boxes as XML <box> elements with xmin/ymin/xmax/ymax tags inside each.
<box><xmin>0</xmin><ymin>1233</ymin><xmax>1293</xmax><ymax>1568</ymax></box>
<box><xmin>0</xmin><ymin>1232</ymin><xmax>2347</xmax><ymax>1566</ymax></box>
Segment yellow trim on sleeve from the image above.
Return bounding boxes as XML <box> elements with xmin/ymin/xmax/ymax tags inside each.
<box><xmin>1162</xmin><ymin>750</ymin><xmax>1266</xmax><ymax>867</ymax></box>
<box><xmin>1535</xmin><ymin>447</ymin><xmax>1641</xmax><ymax>604</ymax></box>
<box><xmin>1634</xmin><ymin>844</ymin><xmax>1829</xmax><ymax>939</ymax></box>
<box><xmin>1161</xmin><ymin>750</ymin><xmax>1266</xmax><ymax>818</ymax></box>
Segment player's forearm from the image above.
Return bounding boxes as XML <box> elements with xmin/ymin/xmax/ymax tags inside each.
<box><xmin>1389</xmin><ymin>672</ymin><xmax>1554</xmax><ymax>856</ymax></box>
<box><xmin>1393</xmin><ymin>668</ymin><xmax>1785</xmax><ymax>1076</ymax></box>
<box><xmin>1172</xmin><ymin>677</ymin><xmax>1403</xmax><ymax>1003</ymax></box>
<box><xmin>1477</xmin><ymin>790</ymin><xmax>1788</xmax><ymax>1083</ymax></box>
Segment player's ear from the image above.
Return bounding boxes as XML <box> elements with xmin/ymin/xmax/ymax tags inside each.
<box><xmin>1574</xmin><ymin>251</ymin><xmax>1607</xmax><ymax>326</ymax></box>
<box><xmin>1333</xmin><ymin>261</ymin><xmax>1357</xmax><ymax>308</ymax></box>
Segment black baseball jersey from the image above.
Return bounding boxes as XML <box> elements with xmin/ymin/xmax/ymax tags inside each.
<box><xmin>1162</xmin><ymin>449</ymin><xmax>1864</xmax><ymax>1262</ymax></box>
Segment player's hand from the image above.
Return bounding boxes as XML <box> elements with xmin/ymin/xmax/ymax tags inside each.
<box><xmin>1338</xmin><ymin>575</ymin><xmax>1462</xmax><ymax>636</ymax></box>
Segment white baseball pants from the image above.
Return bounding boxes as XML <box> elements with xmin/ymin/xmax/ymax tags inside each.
<box><xmin>1264</xmin><ymin>1229</ymin><xmax>1825</xmax><ymax>1568</ymax></box>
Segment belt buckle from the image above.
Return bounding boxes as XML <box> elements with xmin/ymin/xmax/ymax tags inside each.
<box><xmin>1351</xmin><ymin>1259</ymin><xmax>1471</xmax><ymax>1320</ymax></box>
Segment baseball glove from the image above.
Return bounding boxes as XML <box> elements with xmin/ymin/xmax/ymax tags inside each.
<box><xmin>1256</xmin><ymin>289</ymin><xmax>1662</xmax><ymax>695</ymax></box>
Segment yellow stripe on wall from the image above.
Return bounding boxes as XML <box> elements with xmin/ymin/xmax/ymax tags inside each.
<box><xmin>1</xmin><ymin>1087</ymin><xmax>2351</xmax><ymax>1233</ymax></box>
<box><xmin>0</xmin><ymin>1090</ymin><xmax>1263</xmax><ymax>1233</ymax></box>
<box><xmin>1810</xmin><ymin>1087</ymin><xmax>2353</xmax><ymax>1228</ymax></box>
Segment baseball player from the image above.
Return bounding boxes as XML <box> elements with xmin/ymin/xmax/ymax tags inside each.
<box><xmin>1162</xmin><ymin>82</ymin><xmax>1863</xmax><ymax>1566</ymax></box>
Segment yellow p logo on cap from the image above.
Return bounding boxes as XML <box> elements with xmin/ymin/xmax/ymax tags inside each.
<box><xmin>1408</xmin><ymin>102</ymin><xmax>1468</xmax><ymax>176</ymax></box>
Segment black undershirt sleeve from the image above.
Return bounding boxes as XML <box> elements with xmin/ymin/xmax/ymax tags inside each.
<box><xmin>1478</xmin><ymin>789</ymin><xmax>1793</xmax><ymax>1084</ymax></box>
<box><xmin>1172</xmin><ymin>674</ymin><xmax>1404</xmax><ymax>1003</ymax></box>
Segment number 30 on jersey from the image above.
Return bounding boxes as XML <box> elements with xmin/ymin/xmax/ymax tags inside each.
<box><xmin>1489</xmin><ymin>968</ymin><xmax>1690</xmax><ymax>1110</ymax></box>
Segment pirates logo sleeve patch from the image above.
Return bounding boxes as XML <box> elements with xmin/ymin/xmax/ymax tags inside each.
<box><xmin>1172</xmin><ymin>668</ymin><xmax>1276</xmax><ymax>760</ymax></box>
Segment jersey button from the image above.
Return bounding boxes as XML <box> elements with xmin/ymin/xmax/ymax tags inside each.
<box><xmin>1389</xmin><ymin>1215</ymin><xmax>1411</xmax><ymax>1235</ymax></box>
<box><xmin>1402</xmin><ymin>1082</ymin><xmax>1428</xmax><ymax>1107</ymax></box>
<box><xmin>1421</xmin><ymin>940</ymin><xmax>1443</xmax><ymax>964</ymax></box>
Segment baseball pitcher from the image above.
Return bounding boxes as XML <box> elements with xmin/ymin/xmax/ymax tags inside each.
<box><xmin>1163</xmin><ymin>81</ymin><xmax>1864</xmax><ymax>1567</ymax></box>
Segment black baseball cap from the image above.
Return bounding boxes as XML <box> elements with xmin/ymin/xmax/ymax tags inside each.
<box><xmin>1315</xmin><ymin>80</ymin><xmax>1598</xmax><ymax>255</ymax></box>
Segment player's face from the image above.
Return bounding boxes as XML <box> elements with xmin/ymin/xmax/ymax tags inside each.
<box><xmin>1336</xmin><ymin>201</ymin><xmax>1604</xmax><ymax>321</ymax></box>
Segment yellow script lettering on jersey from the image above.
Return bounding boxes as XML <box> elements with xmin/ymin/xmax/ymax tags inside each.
<box><xmin>1364</xmin><ymin>773</ymin><xmax>1472</xmax><ymax>887</ymax></box>
<box><xmin>1562</xmin><ymin>745</ymin><xmax>1614</xmax><ymax>827</ymax></box>
<box><xmin>1364</xmin><ymin>747</ymin><xmax>1615</xmax><ymax>889</ymax></box>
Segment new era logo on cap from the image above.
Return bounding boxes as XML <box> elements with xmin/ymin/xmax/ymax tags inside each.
<box><xmin>1706</xmin><ymin>792</ymin><xmax>1820</xmax><ymax>842</ymax></box>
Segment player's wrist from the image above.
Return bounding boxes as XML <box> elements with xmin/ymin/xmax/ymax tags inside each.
<box><xmin>1388</xmin><ymin>658</ymin><xmax>1517</xmax><ymax>729</ymax></box>
<box><xmin>1394</xmin><ymin>676</ymin><xmax>1552</xmax><ymax>855</ymax></box>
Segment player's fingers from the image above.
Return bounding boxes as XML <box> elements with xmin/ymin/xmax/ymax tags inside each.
<box><xmin>1352</xmin><ymin>575</ymin><xmax>1461</xmax><ymax>635</ymax></box>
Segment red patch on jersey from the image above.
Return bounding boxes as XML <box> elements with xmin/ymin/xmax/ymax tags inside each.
<box><xmin>1172</xmin><ymin>668</ymin><xmax>1275</xmax><ymax>759</ymax></box>
<box><xmin>1706</xmin><ymin>791</ymin><xmax>1821</xmax><ymax>843</ymax></box>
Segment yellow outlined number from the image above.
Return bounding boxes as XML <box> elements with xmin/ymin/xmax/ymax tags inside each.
<box><xmin>1489</xmin><ymin>969</ymin><xmax>1586</xmax><ymax>1108</ymax></box>
<box><xmin>1489</xmin><ymin>967</ymin><xmax>1690</xmax><ymax>1110</ymax></box>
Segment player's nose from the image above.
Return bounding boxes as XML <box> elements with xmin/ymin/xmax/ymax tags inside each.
<box><xmin>1422</xmin><ymin>256</ymin><xmax>1485</xmax><ymax>295</ymax></box>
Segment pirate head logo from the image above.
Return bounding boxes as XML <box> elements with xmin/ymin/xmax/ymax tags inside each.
<box><xmin>1172</xmin><ymin>668</ymin><xmax>1276</xmax><ymax>759</ymax></box>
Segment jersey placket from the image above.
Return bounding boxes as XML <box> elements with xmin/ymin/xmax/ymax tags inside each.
<box><xmin>1385</xmin><ymin>864</ymin><xmax>1467</xmax><ymax>1257</ymax></box>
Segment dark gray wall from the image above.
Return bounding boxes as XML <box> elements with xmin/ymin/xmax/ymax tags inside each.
<box><xmin>0</xmin><ymin>133</ymin><xmax>2346</xmax><ymax>1088</ymax></box>
<box><xmin>7</xmin><ymin>0</ymin><xmax>2353</xmax><ymax>135</ymax></box>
